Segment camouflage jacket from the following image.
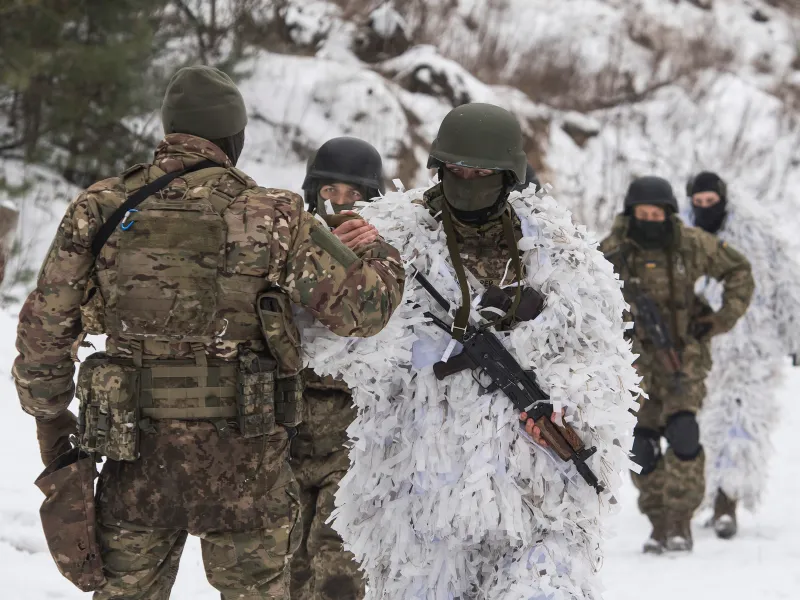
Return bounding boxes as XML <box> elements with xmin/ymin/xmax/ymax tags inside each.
<box><xmin>423</xmin><ymin>184</ymin><xmax>523</xmax><ymax>289</ymax></box>
<box><xmin>599</xmin><ymin>214</ymin><xmax>754</xmax><ymax>359</ymax></box>
<box><xmin>14</xmin><ymin>134</ymin><xmax>405</xmax><ymax>419</ymax></box>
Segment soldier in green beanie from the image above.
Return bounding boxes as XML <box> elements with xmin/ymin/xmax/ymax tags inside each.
<box><xmin>15</xmin><ymin>65</ymin><xmax>405</xmax><ymax>599</ymax></box>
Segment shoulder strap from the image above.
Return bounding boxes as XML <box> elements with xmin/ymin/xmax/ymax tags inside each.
<box><xmin>91</xmin><ymin>159</ymin><xmax>217</xmax><ymax>257</ymax></box>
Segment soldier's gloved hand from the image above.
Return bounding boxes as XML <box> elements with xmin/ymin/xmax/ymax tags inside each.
<box><xmin>36</xmin><ymin>411</ymin><xmax>78</xmax><ymax>466</ymax></box>
<box><xmin>690</xmin><ymin>314</ymin><xmax>721</xmax><ymax>340</ymax></box>
<box><xmin>332</xmin><ymin>212</ymin><xmax>379</xmax><ymax>250</ymax></box>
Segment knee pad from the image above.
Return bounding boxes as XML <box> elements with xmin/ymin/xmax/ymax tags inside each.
<box><xmin>664</xmin><ymin>411</ymin><xmax>701</xmax><ymax>460</ymax></box>
<box><xmin>631</xmin><ymin>427</ymin><xmax>662</xmax><ymax>475</ymax></box>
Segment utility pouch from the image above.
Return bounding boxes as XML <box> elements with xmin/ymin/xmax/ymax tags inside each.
<box><xmin>76</xmin><ymin>354</ymin><xmax>141</xmax><ymax>461</ymax></box>
<box><xmin>275</xmin><ymin>372</ymin><xmax>305</xmax><ymax>427</ymax></box>
<box><xmin>257</xmin><ymin>290</ymin><xmax>304</xmax><ymax>427</ymax></box>
<box><xmin>35</xmin><ymin>448</ymin><xmax>106</xmax><ymax>592</ymax></box>
<box><xmin>237</xmin><ymin>350</ymin><xmax>277</xmax><ymax>438</ymax></box>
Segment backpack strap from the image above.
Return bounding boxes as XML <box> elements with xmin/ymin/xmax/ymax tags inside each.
<box><xmin>91</xmin><ymin>159</ymin><xmax>217</xmax><ymax>257</ymax></box>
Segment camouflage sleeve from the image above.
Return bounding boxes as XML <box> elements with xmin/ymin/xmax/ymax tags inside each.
<box><xmin>700</xmin><ymin>234</ymin><xmax>754</xmax><ymax>334</ymax></box>
<box><xmin>278</xmin><ymin>201</ymin><xmax>404</xmax><ymax>338</ymax></box>
<box><xmin>13</xmin><ymin>195</ymin><xmax>99</xmax><ymax>418</ymax></box>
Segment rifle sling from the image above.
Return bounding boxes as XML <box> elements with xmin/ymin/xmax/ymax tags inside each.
<box><xmin>665</xmin><ymin>246</ymin><xmax>681</xmax><ymax>348</ymax></box>
<box><xmin>441</xmin><ymin>204</ymin><xmax>472</xmax><ymax>342</ymax></box>
<box><xmin>441</xmin><ymin>204</ymin><xmax>524</xmax><ymax>339</ymax></box>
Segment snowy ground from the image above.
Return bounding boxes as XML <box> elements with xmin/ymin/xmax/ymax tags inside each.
<box><xmin>0</xmin><ymin>298</ymin><xmax>798</xmax><ymax>598</ymax></box>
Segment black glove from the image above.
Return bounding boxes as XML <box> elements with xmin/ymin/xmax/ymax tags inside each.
<box><xmin>689</xmin><ymin>314</ymin><xmax>721</xmax><ymax>341</ymax></box>
<box><xmin>479</xmin><ymin>286</ymin><xmax>545</xmax><ymax>323</ymax></box>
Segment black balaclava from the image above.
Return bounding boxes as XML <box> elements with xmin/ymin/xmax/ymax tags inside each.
<box><xmin>693</xmin><ymin>200</ymin><xmax>727</xmax><ymax>234</ymax></box>
<box><xmin>628</xmin><ymin>217</ymin><xmax>674</xmax><ymax>249</ymax></box>
<box><xmin>442</xmin><ymin>169</ymin><xmax>508</xmax><ymax>225</ymax></box>
<box><xmin>689</xmin><ymin>171</ymin><xmax>727</xmax><ymax>234</ymax></box>
<box><xmin>210</xmin><ymin>129</ymin><xmax>245</xmax><ymax>166</ymax></box>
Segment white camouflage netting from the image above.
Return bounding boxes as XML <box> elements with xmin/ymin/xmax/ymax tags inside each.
<box><xmin>301</xmin><ymin>186</ymin><xmax>640</xmax><ymax>599</ymax></box>
<box><xmin>695</xmin><ymin>203</ymin><xmax>800</xmax><ymax>511</ymax></box>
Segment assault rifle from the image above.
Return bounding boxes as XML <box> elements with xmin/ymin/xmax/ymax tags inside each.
<box><xmin>413</xmin><ymin>271</ymin><xmax>605</xmax><ymax>494</ymax></box>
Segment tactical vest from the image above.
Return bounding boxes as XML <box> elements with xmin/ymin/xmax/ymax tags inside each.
<box><xmin>77</xmin><ymin>163</ymin><xmax>303</xmax><ymax>460</ymax></box>
<box><xmin>612</xmin><ymin>242</ymin><xmax>696</xmax><ymax>350</ymax></box>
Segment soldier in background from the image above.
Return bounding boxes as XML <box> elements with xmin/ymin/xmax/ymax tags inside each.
<box><xmin>14</xmin><ymin>66</ymin><xmax>404</xmax><ymax>599</ymax></box>
<box><xmin>600</xmin><ymin>176</ymin><xmax>753</xmax><ymax>553</ymax></box>
<box><xmin>290</xmin><ymin>137</ymin><xmax>386</xmax><ymax>600</ymax></box>
<box><xmin>687</xmin><ymin>171</ymin><xmax>800</xmax><ymax>539</ymax></box>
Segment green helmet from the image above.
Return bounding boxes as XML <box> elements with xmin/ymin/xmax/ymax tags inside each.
<box><xmin>427</xmin><ymin>103</ymin><xmax>527</xmax><ymax>183</ymax></box>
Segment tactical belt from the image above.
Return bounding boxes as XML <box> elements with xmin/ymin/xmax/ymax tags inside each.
<box><xmin>106</xmin><ymin>357</ymin><xmax>240</xmax><ymax>420</ymax></box>
<box><xmin>136</xmin><ymin>361</ymin><xmax>238</xmax><ymax>420</ymax></box>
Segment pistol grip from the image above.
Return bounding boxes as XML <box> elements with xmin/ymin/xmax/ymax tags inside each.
<box><xmin>535</xmin><ymin>416</ymin><xmax>574</xmax><ymax>461</ymax></box>
<box><xmin>432</xmin><ymin>352</ymin><xmax>473</xmax><ymax>381</ymax></box>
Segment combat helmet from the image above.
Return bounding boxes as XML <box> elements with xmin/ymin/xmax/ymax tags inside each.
<box><xmin>303</xmin><ymin>137</ymin><xmax>385</xmax><ymax>213</ymax></box>
<box><xmin>624</xmin><ymin>176</ymin><xmax>678</xmax><ymax>214</ymax></box>
<box><xmin>427</xmin><ymin>103</ymin><xmax>527</xmax><ymax>185</ymax></box>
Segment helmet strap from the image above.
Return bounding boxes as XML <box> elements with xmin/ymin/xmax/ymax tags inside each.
<box><xmin>441</xmin><ymin>202</ymin><xmax>523</xmax><ymax>338</ymax></box>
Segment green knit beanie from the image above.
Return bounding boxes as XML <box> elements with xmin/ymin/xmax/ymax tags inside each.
<box><xmin>161</xmin><ymin>66</ymin><xmax>248</xmax><ymax>139</ymax></box>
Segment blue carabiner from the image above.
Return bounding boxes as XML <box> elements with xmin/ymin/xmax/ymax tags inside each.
<box><xmin>120</xmin><ymin>209</ymin><xmax>139</xmax><ymax>231</ymax></box>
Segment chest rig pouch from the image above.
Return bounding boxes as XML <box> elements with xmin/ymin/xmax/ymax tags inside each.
<box><xmin>113</xmin><ymin>175</ymin><xmax>226</xmax><ymax>340</ymax></box>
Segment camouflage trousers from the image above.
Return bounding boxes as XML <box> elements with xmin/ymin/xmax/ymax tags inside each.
<box><xmin>633</xmin><ymin>342</ymin><xmax>709</xmax><ymax>524</ymax></box>
<box><xmin>289</xmin><ymin>449</ymin><xmax>364</xmax><ymax>600</ymax></box>
<box><xmin>93</xmin><ymin>519</ymin><xmax>294</xmax><ymax>600</ymax></box>
<box><xmin>93</xmin><ymin>421</ymin><xmax>302</xmax><ymax>599</ymax></box>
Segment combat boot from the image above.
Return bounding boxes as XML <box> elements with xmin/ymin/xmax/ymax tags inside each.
<box><xmin>712</xmin><ymin>489</ymin><xmax>737</xmax><ymax>540</ymax></box>
<box><xmin>665</xmin><ymin>515</ymin><xmax>693</xmax><ymax>552</ymax></box>
<box><xmin>642</xmin><ymin>516</ymin><xmax>667</xmax><ymax>554</ymax></box>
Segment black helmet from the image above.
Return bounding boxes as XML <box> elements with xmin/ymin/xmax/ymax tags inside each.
<box><xmin>686</xmin><ymin>171</ymin><xmax>727</xmax><ymax>201</ymax></box>
<box><xmin>624</xmin><ymin>176</ymin><xmax>678</xmax><ymax>214</ymax></box>
<box><xmin>303</xmin><ymin>137</ymin><xmax>385</xmax><ymax>211</ymax></box>
<box><xmin>513</xmin><ymin>163</ymin><xmax>540</xmax><ymax>192</ymax></box>
<box><xmin>427</xmin><ymin>103</ymin><xmax>527</xmax><ymax>184</ymax></box>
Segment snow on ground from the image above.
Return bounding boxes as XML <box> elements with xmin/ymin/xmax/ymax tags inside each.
<box><xmin>1</xmin><ymin>303</ymin><xmax>799</xmax><ymax>597</ymax></box>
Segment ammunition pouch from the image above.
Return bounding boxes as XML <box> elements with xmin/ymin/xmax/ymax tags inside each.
<box><xmin>76</xmin><ymin>354</ymin><xmax>141</xmax><ymax>462</ymax></box>
<box><xmin>237</xmin><ymin>351</ymin><xmax>278</xmax><ymax>438</ymax></box>
<box><xmin>35</xmin><ymin>448</ymin><xmax>105</xmax><ymax>592</ymax></box>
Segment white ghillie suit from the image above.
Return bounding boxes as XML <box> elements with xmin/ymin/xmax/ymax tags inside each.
<box><xmin>694</xmin><ymin>203</ymin><xmax>800</xmax><ymax>510</ymax></box>
<box><xmin>301</xmin><ymin>186</ymin><xmax>640</xmax><ymax>600</ymax></box>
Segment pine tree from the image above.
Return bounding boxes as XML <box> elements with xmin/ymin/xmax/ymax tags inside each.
<box><xmin>0</xmin><ymin>0</ymin><xmax>171</xmax><ymax>185</ymax></box>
